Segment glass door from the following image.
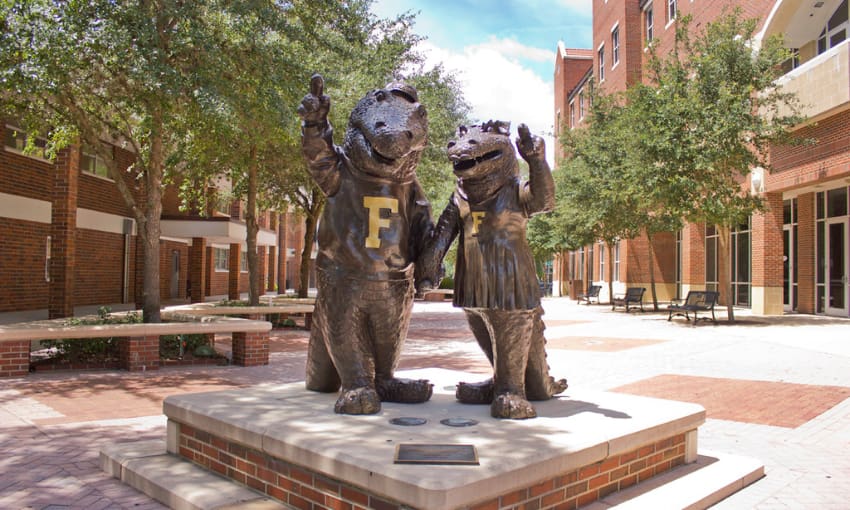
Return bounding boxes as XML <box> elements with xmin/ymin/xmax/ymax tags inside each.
<box><xmin>825</xmin><ymin>218</ymin><xmax>849</xmax><ymax>316</ymax></box>
<box><xmin>784</xmin><ymin>225</ymin><xmax>793</xmax><ymax>311</ymax></box>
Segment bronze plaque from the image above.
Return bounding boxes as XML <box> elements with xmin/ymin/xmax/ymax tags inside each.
<box><xmin>394</xmin><ymin>444</ymin><xmax>479</xmax><ymax>465</ymax></box>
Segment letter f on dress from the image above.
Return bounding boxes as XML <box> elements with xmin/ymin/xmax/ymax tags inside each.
<box><xmin>363</xmin><ymin>197</ymin><xmax>399</xmax><ymax>248</ymax></box>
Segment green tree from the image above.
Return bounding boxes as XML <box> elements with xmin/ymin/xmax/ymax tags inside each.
<box><xmin>631</xmin><ymin>10</ymin><xmax>803</xmax><ymax>320</ymax></box>
<box><xmin>544</xmin><ymin>85</ymin><xmax>643</xmax><ymax>303</ymax></box>
<box><xmin>175</xmin><ymin>0</ymin><xmax>383</xmax><ymax>304</ymax></box>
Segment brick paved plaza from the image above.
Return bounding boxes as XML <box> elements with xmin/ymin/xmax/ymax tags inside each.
<box><xmin>1</xmin><ymin>297</ymin><xmax>849</xmax><ymax>509</ymax></box>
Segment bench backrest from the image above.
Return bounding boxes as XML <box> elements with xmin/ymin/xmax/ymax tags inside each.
<box><xmin>625</xmin><ymin>287</ymin><xmax>645</xmax><ymax>300</ymax></box>
<box><xmin>685</xmin><ymin>291</ymin><xmax>719</xmax><ymax>307</ymax></box>
<box><xmin>587</xmin><ymin>285</ymin><xmax>601</xmax><ymax>296</ymax></box>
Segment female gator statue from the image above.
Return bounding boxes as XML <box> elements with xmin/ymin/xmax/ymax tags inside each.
<box><xmin>420</xmin><ymin>120</ymin><xmax>568</xmax><ymax>419</ymax></box>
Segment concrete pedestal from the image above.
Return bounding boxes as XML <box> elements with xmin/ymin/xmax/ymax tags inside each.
<box><xmin>102</xmin><ymin>369</ymin><xmax>762</xmax><ymax>510</ymax></box>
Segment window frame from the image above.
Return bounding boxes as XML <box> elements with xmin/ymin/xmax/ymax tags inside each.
<box><xmin>80</xmin><ymin>143</ymin><xmax>114</xmax><ymax>180</ymax></box>
<box><xmin>667</xmin><ymin>0</ymin><xmax>678</xmax><ymax>26</ymax></box>
<box><xmin>4</xmin><ymin>124</ymin><xmax>50</xmax><ymax>161</ymax></box>
<box><xmin>213</xmin><ymin>247</ymin><xmax>229</xmax><ymax>272</ymax></box>
<box><xmin>644</xmin><ymin>4</ymin><xmax>654</xmax><ymax>46</ymax></box>
<box><xmin>611</xmin><ymin>25</ymin><xmax>620</xmax><ymax>67</ymax></box>
<box><xmin>597</xmin><ymin>44</ymin><xmax>605</xmax><ymax>82</ymax></box>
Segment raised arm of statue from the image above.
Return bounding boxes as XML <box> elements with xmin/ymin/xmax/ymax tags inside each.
<box><xmin>515</xmin><ymin>123</ymin><xmax>555</xmax><ymax>216</ymax></box>
<box><xmin>298</xmin><ymin>74</ymin><xmax>340</xmax><ymax>197</ymax></box>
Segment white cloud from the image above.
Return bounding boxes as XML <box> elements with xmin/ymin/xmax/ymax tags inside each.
<box><xmin>473</xmin><ymin>36</ymin><xmax>555</xmax><ymax>63</ymax></box>
<box><xmin>556</xmin><ymin>0</ymin><xmax>594</xmax><ymax>15</ymax></box>
<box><xmin>419</xmin><ymin>39</ymin><xmax>556</xmax><ymax>164</ymax></box>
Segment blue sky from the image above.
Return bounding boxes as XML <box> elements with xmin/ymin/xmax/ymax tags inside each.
<box><xmin>371</xmin><ymin>0</ymin><xmax>593</xmax><ymax>160</ymax></box>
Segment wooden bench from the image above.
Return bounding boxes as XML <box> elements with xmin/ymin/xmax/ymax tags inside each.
<box><xmin>612</xmin><ymin>287</ymin><xmax>646</xmax><ymax>312</ymax></box>
<box><xmin>0</xmin><ymin>315</ymin><xmax>272</xmax><ymax>378</ymax></box>
<box><xmin>577</xmin><ymin>285</ymin><xmax>602</xmax><ymax>305</ymax></box>
<box><xmin>667</xmin><ymin>291</ymin><xmax>720</xmax><ymax>323</ymax></box>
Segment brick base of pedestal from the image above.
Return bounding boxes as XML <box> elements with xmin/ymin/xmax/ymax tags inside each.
<box><xmin>177</xmin><ymin>424</ymin><xmax>687</xmax><ymax>510</ymax></box>
<box><xmin>232</xmin><ymin>330</ymin><xmax>269</xmax><ymax>366</ymax></box>
<box><xmin>118</xmin><ymin>335</ymin><xmax>161</xmax><ymax>371</ymax></box>
<box><xmin>0</xmin><ymin>340</ymin><xmax>30</xmax><ymax>377</ymax></box>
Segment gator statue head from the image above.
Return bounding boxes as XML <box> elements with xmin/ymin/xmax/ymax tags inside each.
<box><xmin>447</xmin><ymin>120</ymin><xmax>519</xmax><ymax>203</ymax></box>
<box><xmin>343</xmin><ymin>82</ymin><xmax>428</xmax><ymax>182</ymax></box>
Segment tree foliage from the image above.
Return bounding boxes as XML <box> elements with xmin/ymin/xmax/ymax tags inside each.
<box><xmin>538</xmin><ymin>10</ymin><xmax>803</xmax><ymax>317</ymax></box>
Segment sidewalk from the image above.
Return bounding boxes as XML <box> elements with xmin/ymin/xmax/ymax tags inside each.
<box><xmin>1</xmin><ymin>297</ymin><xmax>849</xmax><ymax>509</ymax></box>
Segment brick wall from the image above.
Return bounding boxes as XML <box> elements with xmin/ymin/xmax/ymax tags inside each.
<box><xmin>0</xmin><ymin>218</ymin><xmax>50</xmax><ymax>311</ymax></box>
<box><xmin>750</xmin><ymin>192</ymin><xmax>784</xmax><ymax>287</ymax></box>
<box><xmin>74</xmin><ymin>229</ymin><xmax>131</xmax><ymax>306</ymax></box>
<box><xmin>178</xmin><ymin>425</ymin><xmax>688</xmax><ymax>510</ymax></box>
<box><xmin>0</xmin><ymin>146</ymin><xmax>53</xmax><ymax>201</ymax></box>
<box><xmin>796</xmin><ymin>193</ymin><xmax>816</xmax><ymax>313</ymax></box>
<box><xmin>770</xmin><ymin>109</ymin><xmax>850</xmax><ymax>192</ymax></box>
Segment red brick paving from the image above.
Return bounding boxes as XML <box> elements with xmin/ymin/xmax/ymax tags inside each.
<box><xmin>612</xmin><ymin>374</ymin><xmax>850</xmax><ymax>428</ymax></box>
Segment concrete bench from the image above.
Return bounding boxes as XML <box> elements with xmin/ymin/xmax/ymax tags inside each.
<box><xmin>168</xmin><ymin>303</ymin><xmax>315</xmax><ymax>329</ymax></box>
<box><xmin>0</xmin><ymin>316</ymin><xmax>272</xmax><ymax>378</ymax></box>
<box><xmin>422</xmin><ymin>289</ymin><xmax>453</xmax><ymax>302</ymax></box>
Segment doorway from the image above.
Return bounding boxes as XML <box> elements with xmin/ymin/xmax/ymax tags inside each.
<box><xmin>825</xmin><ymin>218</ymin><xmax>848</xmax><ymax>316</ymax></box>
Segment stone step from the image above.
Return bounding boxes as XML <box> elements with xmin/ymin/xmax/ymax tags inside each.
<box><xmin>100</xmin><ymin>440</ymin><xmax>289</xmax><ymax>510</ymax></box>
<box><xmin>584</xmin><ymin>450</ymin><xmax>764</xmax><ymax>509</ymax></box>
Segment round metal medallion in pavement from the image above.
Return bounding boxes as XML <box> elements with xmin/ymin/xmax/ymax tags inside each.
<box><xmin>440</xmin><ymin>418</ymin><xmax>478</xmax><ymax>427</ymax></box>
<box><xmin>389</xmin><ymin>417</ymin><xmax>427</xmax><ymax>426</ymax></box>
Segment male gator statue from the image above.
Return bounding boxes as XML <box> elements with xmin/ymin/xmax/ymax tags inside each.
<box><xmin>297</xmin><ymin>74</ymin><xmax>434</xmax><ymax>414</ymax></box>
<box><xmin>420</xmin><ymin>120</ymin><xmax>567</xmax><ymax>419</ymax></box>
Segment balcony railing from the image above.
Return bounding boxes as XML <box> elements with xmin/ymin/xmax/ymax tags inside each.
<box><xmin>774</xmin><ymin>39</ymin><xmax>850</xmax><ymax>123</ymax></box>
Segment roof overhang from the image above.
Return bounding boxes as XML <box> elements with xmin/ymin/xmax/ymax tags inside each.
<box><xmin>161</xmin><ymin>218</ymin><xmax>277</xmax><ymax>247</ymax></box>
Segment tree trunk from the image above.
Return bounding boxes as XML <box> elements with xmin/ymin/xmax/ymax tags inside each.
<box><xmin>245</xmin><ymin>148</ymin><xmax>260</xmax><ymax>306</ymax></box>
<box><xmin>718</xmin><ymin>224</ymin><xmax>735</xmax><ymax>322</ymax></box>
<box><xmin>606</xmin><ymin>241</ymin><xmax>615</xmax><ymax>304</ymax></box>
<box><xmin>141</xmin><ymin>110</ymin><xmax>164</xmax><ymax>323</ymax></box>
<box><xmin>296</xmin><ymin>190</ymin><xmax>322</xmax><ymax>298</ymax></box>
<box><xmin>298</xmin><ymin>211</ymin><xmax>317</xmax><ymax>299</ymax></box>
<box><xmin>646</xmin><ymin>230</ymin><xmax>659</xmax><ymax>311</ymax></box>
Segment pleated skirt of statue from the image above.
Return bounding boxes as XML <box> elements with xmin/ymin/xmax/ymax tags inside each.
<box><xmin>454</xmin><ymin>238</ymin><xmax>540</xmax><ymax>311</ymax></box>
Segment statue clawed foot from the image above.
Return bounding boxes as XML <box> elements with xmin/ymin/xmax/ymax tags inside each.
<box><xmin>458</xmin><ymin>376</ymin><xmax>567</xmax><ymax>404</ymax></box>
<box><xmin>377</xmin><ymin>377</ymin><xmax>434</xmax><ymax>403</ymax></box>
<box><xmin>491</xmin><ymin>393</ymin><xmax>537</xmax><ymax>420</ymax></box>
<box><xmin>334</xmin><ymin>387</ymin><xmax>381</xmax><ymax>415</ymax></box>
<box><xmin>456</xmin><ymin>378</ymin><xmax>494</xmax><ymax>404</ymax></box>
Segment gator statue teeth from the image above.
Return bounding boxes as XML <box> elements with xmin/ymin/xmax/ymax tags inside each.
<box><xmin>420</xmin><ymin>120</ymin><xmax>568</xmax><ymax>419</ymax></box>
<box><xmin>297</xmin><ymin>74</ymin><xmax>435</xmax><ymax>415</ymax></box>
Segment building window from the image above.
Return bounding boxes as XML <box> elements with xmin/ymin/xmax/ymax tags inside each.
<box><xmin>569</xmin><ymin>101</ymin><xmax>576</xmax><ymax>128</ymax></box>
<box><xmin>613</xmin><ymin>241</ymin><xmax>620</xmax><ymax>282</ymax></box>
<box><xmin>241</xmin><ymin>250</ymin><xmax>249</xmax><ymax>272</ymax></box>
<box><xmin>587</xmin><ymin>244</ymin><xmax>594</xmax><ymax>283</ymax></box>
<box><xmin>4</xmin><ymin>125</ymin><xmax>48</xmax><ymax>159</ymax></box>
<box><xmin>644</xmin><ymin>5</ymin><xmax>654</xmax><ymax>45</ymax></box>
<box><xmin>612</xmin><ymin>27</ymin><xmax>620</xmax><ymax>66</ymax></box>
<box><xmin>819</xmin><ymin>0</ymin><xmax>849</xmax><ymax>55</ymax></box>
<box><xmin>598</xmin><ymin>242</ymin><xmax>605</xmax><ymax>281</ymax></box>
<box><xmin>214</xmin><ymin>247</ymin><xmax>229</xmax><ymax>271</ymax></box>
<box><xmin>667</xmin><ymin>0</ymin><xmax>677</xmax><ymax>24</ymax></box>
<box><xmin>783</xmin><ymin>199</ymin><xmax>798</xmax><ymax>310</ymax></box>
<box><xmin>705</xmin><ymin>226</ymin><xmax>718</xmax><ymax>293</ymax></box>
<box><xmin>730</xmin><ymin>218</ymin><xmax>752</xmax><ymax>307</ymax></box>
<box><xmin>598</xmin><ymin>45</ymin><xmax>605</xmax><ymax>82</ymax></box>
<box><xmin>675</xmin><ymin>230</ymin><xmax>682</xmax><ymax>300</ymax></box>
<box><xmin>81</xmin><ymin>144</ymin><xmax>113</xmax><ymax>179</ymax></box>
<box><xmin>579</xmin><ymin>91</ymin><xmax>586</xmax><ymax>120</ymax></box>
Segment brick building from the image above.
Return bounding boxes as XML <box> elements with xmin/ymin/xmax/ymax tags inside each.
<box><xmin>553</xmin><ymin>0</ymin><xmax>850</xmax><ymax>317</ymax></box>
<box><xmin>0</xmin><ymin>124</ymin><xmax>312</xmax><ymax>321</ymax></box>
